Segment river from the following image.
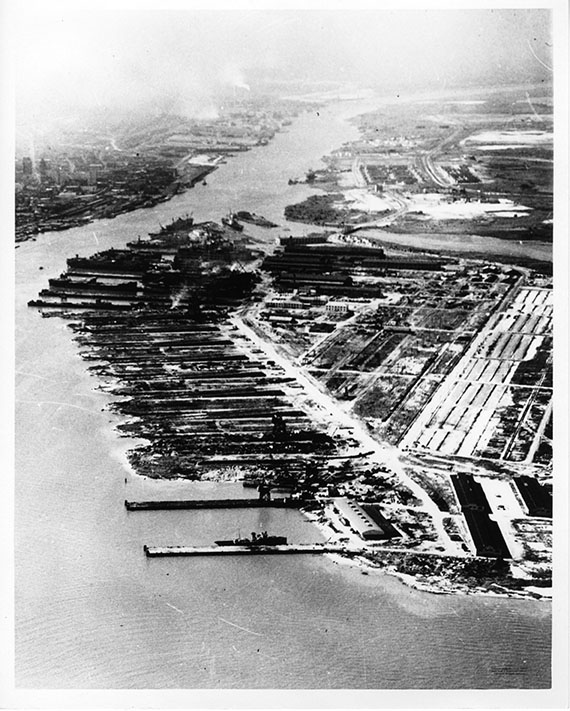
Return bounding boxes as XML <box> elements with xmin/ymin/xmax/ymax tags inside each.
<box><xmin>15</xmin><ymin>98</ymin><xmax>551</xmax><ymax>690</ymax></box>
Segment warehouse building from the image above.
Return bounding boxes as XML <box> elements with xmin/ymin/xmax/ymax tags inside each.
<box><xmin>514</xmin><ymin>476</ymin><xmax>552</xmax><ymax>518</ymax></box>
<box><xmin>325</xmin><ymin>301</ymin><xmax>352</xmax><ymax>314</ymax></box>
<box><xmin>451</xmin><ymin>473</ymin><xmax>491</xmax><ymax>513</ymax></box>
<box><xmin>463</xmin><ymin>511</ymin><xmax>511</xmax><ymax>559</ymax></box>
<box><xmin>266</xmin><ymin>297</ymin><xmax>305</xmax><ymax>310</ymax></box>
<box><xmin>333</xmin><ymin>497</ymin><xmax>398</xmax><ymax>540</ymax></box>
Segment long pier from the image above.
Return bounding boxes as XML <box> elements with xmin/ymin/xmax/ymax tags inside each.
<box><xmin>144</xmin><ymin>544</ymin><xmax>358</xmax><ymax>557</ymax></box>
<box><xmin>125</xmin><ymin>498</ymin><xmax>314</xmax><ymax>511</ymax></box>
<box><xmin>125</xmin><ymin>498</ymin><xmax>310</xmax><ymax>511</ymax></box>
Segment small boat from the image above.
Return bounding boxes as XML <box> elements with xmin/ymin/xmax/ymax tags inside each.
<box><xmin>215</xmin><ymin>531</ymin><xmax>287</xmax><ymax>547</ymax></box>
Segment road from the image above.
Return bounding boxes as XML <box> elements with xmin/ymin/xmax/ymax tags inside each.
<box><xmin>345</xmin><ymin>190</ymin><xmax>409</xmax><ymax>234</ymax></box>
<box><xmin>229</xmin><ymin>309</ymin><xmax>460</xmax><ymax>555</ymax></box>
<box><xmin>414</xmin><ymin>124</ymin><xmax>466</xmax><ymax>188</ymax></box>
<box><xmin>416</xmin><ymin>153</ymin><xmax>454</xmax><ymax>188</ymax></box>
<box><xmin>351</xmin><ymin>157</ymin><xmax>368</xmax><ymax>188</ymax></box>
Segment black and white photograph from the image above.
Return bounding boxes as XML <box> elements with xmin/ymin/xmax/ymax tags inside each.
<box><xmin>2</xmin><ymin>0</ymin><xmax>568</xmax><ymax>706</ymax></box>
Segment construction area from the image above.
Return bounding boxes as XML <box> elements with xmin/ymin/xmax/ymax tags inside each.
<box><xmin>237</xmin><ymin>232</ymin><xmax>552</xmax><ymax>580</ymax></box>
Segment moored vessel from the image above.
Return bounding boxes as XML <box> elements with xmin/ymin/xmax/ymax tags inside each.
<box><xmin>215</xmin><ymin>531</ymin><xmax>288</xmax><ymax>547</ymax></box>
<box><xmin>221</xmin><ymin>212</ymin><xmax>244</xmax><ymax>231</ymax></box>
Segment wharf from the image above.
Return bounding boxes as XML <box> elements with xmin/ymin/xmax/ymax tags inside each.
<box><xmin>125</xmin><ymin>498</ymin><xmax>313</xmax><ymax>511</ymax></box>
<box><xmin>144</xmin><ymin>544</ymin><xmax>356</xmax><ymax>557</ymax></box>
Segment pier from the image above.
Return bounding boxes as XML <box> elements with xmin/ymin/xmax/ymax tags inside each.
<box><xmin>144</xmin><ymin>544</ymin><xmax>357</xmax><ymax>557</ymax></box>
<box><xmin>125</xmin><ymin>498</ymin><xmax>311</xmax><ymax>511</ymax></box>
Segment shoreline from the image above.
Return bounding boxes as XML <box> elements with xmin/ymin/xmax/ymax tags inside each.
<box><xmin>16</xmin><ymin>165</ymin><xmax>218</xmax><ymax>245</ymax></box>
<box><xmin>41</xmin><ymin>214</ymin><xmax>552</xmax><ymax>601</ymax></box>
<box><xmin>301</xmin><ymin>509</ymin><xmax>552</xmax><ymax>601</ymax></box>
<box><xmin>280</xmin><ymin>202</ymin><xmax>553</xmax><ymax>266</ymax></box>
<box><xmin>24</xmin><ymin>90</ymin><xmax>552</xmax><ymax>603</ymax></box>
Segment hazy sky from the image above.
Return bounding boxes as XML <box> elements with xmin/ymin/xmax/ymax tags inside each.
<box><xmin>12</xmin><ymin>5</ymin><xmax>552</xmax><ymax>120</ymax></box>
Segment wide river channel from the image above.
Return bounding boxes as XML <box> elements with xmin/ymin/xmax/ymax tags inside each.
<box><xmin>15</xmin><ymin>97</ymin><xmax>552</xmax><ymax>690</ymax></box>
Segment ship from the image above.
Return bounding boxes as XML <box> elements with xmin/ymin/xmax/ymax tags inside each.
<box><xmin>234</xmin><ymin>211</ymin><xmax>277</xmax><ymax>228</ymax></box>
<box><xmin>48</xmin><ymin>277</ymin><xmax>138</xmax><ymax>294</ymax></box>
<box><xmin>221</xmin><ymin>212</ymin><xmax>244</xmax><ymax>232</ymax></box>
<box><xmin>66</xmin><ymin>249</ymin><xmax>154</xmax><ymax>275</ymax></box>
<box><xmin>215</xmin><ymin>531</ymin><xmax>288</xmax><ymax>547</ymax></box>
<box><xmin>149</xmin><ymin>214</ymin><xmax>194</xmax><ymax>237</ymax></box>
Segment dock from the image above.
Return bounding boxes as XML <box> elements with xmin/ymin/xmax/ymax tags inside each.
<box><xmin>125</xmin><ymin>498</ymin><xmax>311</xmax><ymax>511</ymax></box>
<box><xmin>144</xmin><ymin>544</ymin><xmax>358</xmax><ymax>557</ymax></box>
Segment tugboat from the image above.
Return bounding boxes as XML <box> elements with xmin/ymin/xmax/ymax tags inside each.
<box><xmin>221</xmin><ymin>211</ymin><xmax>244</xmax><ymax>232</ymax></box>
<box><xmin>215</xmin><ymin>531</ymin><xmax>287</xmax><ymax>547</ymax></box>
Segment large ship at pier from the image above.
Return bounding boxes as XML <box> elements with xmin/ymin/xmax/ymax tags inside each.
<box><xmin>215</xmin><ymin>531</ymin><xmax>288</xmax><ymax>547</ymax></box>
<box><xmin>149</xmin><ymin>214</ymin><xmax>195</xmax><ymax>237</ymax></box>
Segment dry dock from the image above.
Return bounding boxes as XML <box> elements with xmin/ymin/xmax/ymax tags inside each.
<box><xmin>144</xmin><ymin>544</ymin><xmax>356</xmax><ymax>556</ymax></box>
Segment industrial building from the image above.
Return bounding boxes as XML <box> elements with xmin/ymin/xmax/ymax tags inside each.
<box><xmin>325</xmin><ymin>301</ymin><xmax>352</xmax><ymax>314</ymax></box>
<box><xmin>333</xmin><ymin>497</ymin><xmax>398</xmax><ymax>540</ymax></box>
<box><xmin>451</xmin><ymin>474</ymin><xmax>510</xmax><ymax>558</ymax></box>
<box><xmin>266</xmin><ymin>297</ymin><xmax>306</xmax><ymax>310</ymax></box>
<box><xmin>463</xmin><ymin>511</ymin><xmax>511</xmax><ymax>559</ymax></box>
<box><xmin>514</xmin><ymin>476</ymin><xmax>552</xmax><ymax>518</ymax></box>
<box><xmin>451</xmin><ymin>473</ymin><xmax>491</xmax><ymax>513</ymax></box>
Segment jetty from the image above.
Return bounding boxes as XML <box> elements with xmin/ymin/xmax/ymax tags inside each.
<box><xmin>125</xmin><ymin>498</ymin><xmax>313</xmax><ymax>511</ymax></box>
<box><xmin>144</xmin><ymin>544</ymin><xmax>358</xmax><ymax>557</ymax></box>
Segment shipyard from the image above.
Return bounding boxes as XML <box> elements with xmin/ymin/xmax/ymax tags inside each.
<box><xmin>11</xmin><ymin>5</ymin><xmax>561</xmax><ymax>695</ymax></box>
<box><xmin>27</xmin><ymin>89</ymin><xmax>553</xmax><ymax>596</ymax></box>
